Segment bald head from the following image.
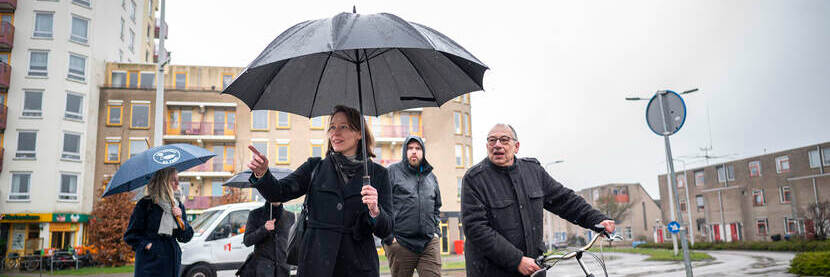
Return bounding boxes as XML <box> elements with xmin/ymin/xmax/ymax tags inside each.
<box><xmin>486</xmin><ymin>123</ymin><xmax>520</xmax><ymax>166</ymax></box>
<box><xmin>488</xmin><ymin>123</ymin><xmax>518</xmax><ymax>141</ymax></box>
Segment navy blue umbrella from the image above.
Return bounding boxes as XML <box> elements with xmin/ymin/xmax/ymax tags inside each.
<box><xmin>103</xmin><ymin>143</ymin><xmax>216</xmax><ymax>197</ymax></box>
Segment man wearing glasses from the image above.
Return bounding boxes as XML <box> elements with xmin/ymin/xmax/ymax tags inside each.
<box><xmin>461</xmin><ymin>123</ymin><xmax>616</xmax><ymax>277</ymax></box>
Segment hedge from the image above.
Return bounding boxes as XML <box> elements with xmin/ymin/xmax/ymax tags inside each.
<box><xmin>789</xmin><ymin>251</ymin><xmax>830</xmax><ymax>276</ymax></box>
<box><xmin>637</xmin><ymin>240</ymin><xmax>830</xmax><ymax>252</ymax></box>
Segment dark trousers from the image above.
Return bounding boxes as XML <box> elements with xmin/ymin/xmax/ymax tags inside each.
<box><xmin>383</xmin><ymin>237</ymin><xmax>441</xmax><ymax>277</ymax></box>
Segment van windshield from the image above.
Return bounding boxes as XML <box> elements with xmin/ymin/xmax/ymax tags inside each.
<box><xmin>191</xmin><ymin>210</ymin><xmax>223</xmax><ymax>237</ymax></box>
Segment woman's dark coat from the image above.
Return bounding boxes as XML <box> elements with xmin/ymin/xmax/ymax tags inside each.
<box><xmin>251</xmin><ymin>157</ymin><xmax>393</xmax><ymax>277</ymax></box>
<box><xmin>239</xmin><ymin>202</ymin><xmax>295</xmax><ymax>277</ymax></box>
<box><xmin>124</xmin><ymin>197</ymin><xmax>194</xmax><ymax>277</ymax></box>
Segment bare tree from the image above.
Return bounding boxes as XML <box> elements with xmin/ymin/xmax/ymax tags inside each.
<box><xmin>807</xmin><ymin>201</ymin><xmax>830</xmax><ymax>240</ymax></box>
<box><xmin>597</xmin><ymin>194</ymin><xmax>634</xmax><ymax>224</ymax></box>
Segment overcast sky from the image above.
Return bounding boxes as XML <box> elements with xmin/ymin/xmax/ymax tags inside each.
<box><xmin>166</xmin><ymin>0</ymin><xmax>830</xmax><ymax>198</ymax></box>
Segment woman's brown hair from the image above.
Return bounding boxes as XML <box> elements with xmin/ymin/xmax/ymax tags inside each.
<box><xmin>145</xmin><ymin>167</ymin><xmax>177</xmax><ymax>204</ymax></box>
<box><xmin>326</xmin><ymin>105</ymin><xmax>375</xmax><ymax>158</ymax></box>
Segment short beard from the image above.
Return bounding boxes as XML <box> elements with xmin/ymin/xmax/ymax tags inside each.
<box><xmin>408</xmin><ymin>158</ymin><xmax>421</xmax><ymax>167</ymax></box>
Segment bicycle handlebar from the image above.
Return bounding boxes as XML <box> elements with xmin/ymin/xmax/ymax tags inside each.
<box><xmin>536</xmin><ymin>224</ymin><xmax>622</xmax><ymax>264</ymax></box>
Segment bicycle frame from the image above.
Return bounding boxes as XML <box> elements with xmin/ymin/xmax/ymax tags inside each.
<box><xmin>532</xmin><ymin>231</ymin><xmax>623</xmax><ymax>277</ymax></box>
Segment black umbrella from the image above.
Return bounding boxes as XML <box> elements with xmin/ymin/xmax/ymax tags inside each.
<box><xmin>223</xmin><ymin>9</ymin><xmax>487</xmax><ymax>186</ymax></box>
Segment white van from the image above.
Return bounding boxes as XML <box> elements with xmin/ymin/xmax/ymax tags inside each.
<box><xmin>179</xmin><ymin>201</ymin><xmax>297</xmax><ymax>277</ymax></box>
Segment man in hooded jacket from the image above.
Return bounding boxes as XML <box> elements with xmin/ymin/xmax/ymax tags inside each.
<box><xmin>383</xmin><ymin>136</ymin><xmax>442</xmax><ymax>277</ymax></box>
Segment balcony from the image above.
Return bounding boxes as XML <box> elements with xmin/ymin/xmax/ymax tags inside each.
<box><xmin>163</xmin><ymin>121</ymin><xmax>236</xmax><ymax>141</ymax></box>
<box><xmin>154</xmin><ymin>20</ymin><xmax>168</xmax><ymax>39</ymax></box>
<box><xmin>0</xmin><ymin>62</ymin><xmax>10</xmax><ymax>89</ymax></box>
<box><xmin>0</xmin><ymin>105</ymin><xmax>6</xmax><ymax>130</ymax></box>
<box><xmin>0</xmin><ymin>21</ymin><xmax>13</xmax><ymax>51</ymax></box>
<box><xmin>178</xmin><ymin>158</ymin><xmax>235</xmax><ymax>178</ymax></box>
<box><xmin>0</xmin><ymin>148</ymin><xmax>4</xmax><ymax>173</ymax></box>
<box><xmin>0</xmin><ymin>0</ymin><xmax>16</xmax><ymax>11</ymax></box>
<box><xmin>372</xmin><ymin>125</ymin><xmax>422</xmax><ymax>143</ymax></box>
<box><xmin>183</xmin><ymin>196</ymin><xmax>225</xmax><ymax>210</ymax></box>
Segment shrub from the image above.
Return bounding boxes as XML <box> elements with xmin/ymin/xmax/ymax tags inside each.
<box><xmin>637</xmin><ymin>240</ymin><xmax>830</xmax><ymax>252</ymax></box>
<box><xmin>789</xmin><ymin>251</ymin><xmax>830</xmax><ymax>276</ymax></box>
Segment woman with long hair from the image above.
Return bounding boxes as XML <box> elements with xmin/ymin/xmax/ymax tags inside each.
<box><xmin>124</xmin><ymin>167</ymin><xmax>194</xmax><ymax>277</ymax></box>
<box><xmin>247</xmin><ymin>105</ymin><xmax>393</xmax><ymax>277</ymax></box>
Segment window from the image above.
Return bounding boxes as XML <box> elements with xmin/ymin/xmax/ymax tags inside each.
<box><xmin>129</xmin><ymin>139</ymin><xmax>148</xmax><ymax>158</ymax></box>
<box><xmin>15</xmin><ymin>131</ymin><xmax>37</xmax><ymax>159</ymax></box>
<box><xmin>679</xmin><ymin>198</ymin><xmax>687</xmax><ymax>212</ymax></box>
<box><xmin>222</xmin><ymin>73</ymin><xmax>234</xmax><ymax>89</ymax></box>
<box><xmin>175</xmin><ymin>72</ymin><xmax>187</xmax><ymax>89</ymax></box>
<box><xmin>251</xmin><ymin>142</ymin><xmax>268</xmax><ymax>161</ymax></box>
<box><xmin>72</xmin><ymin>0</ymin><xmax>91</xmax><ymax>8</ymax></box>
<box><xmin>63</xmin><ymin>92</ymin><xmax>84</xmax><ymax>121</ymax></box>
<box><xmin>68</xmin><ymin>54</ymin><xmax>87</xmax><ymax>81</ymax></box>
<box><xmin>824</xmin><ymin>148</ymin><xmax>830</xmax><ymax>166</ymax></box>
<box><xmin>34</xmin><ymin>12</ymin><xmax>54</xmax><ymax>38</ymax></box>
<box><xmin>785</xmin><ymin>217</ymin><xmax>798</xmax><ymax>234</ymax></box>
<box><xmin>676</xmin><ymin>174</ymin><xmax>686</xmax><ymax>188</ymax></box>
<box><xmin>462</xmin><ymin>113</ymin><xmax>469</xmax><ymax>136</ymax></box>
<box><xmin>62</xmin><ymin>132</ymin><xmax>81</xmax><ymax>160</ymax></box>
<box><xmin>624</xmin><ymin>227</ymin><xmax>633</xmax><ymax>240</ymax></box>
<box><xmin>130</xmin><ymin>103</ymin><xmax>150</xmax><ymax>128</ymax></box>
<box><xmin>59</xmin><ymin>174</ymin><xmax>79</xmax><ymax>201</ymax></box>
<box><xmin>311</xmin><ymin>144</ymin><xmax>322</xmax><ymax>158</ymax></box>
<box><xmin>105</xmin><ymin>140</ymin><xmax>120</xmax><ymax>163</ymax></box>
<box><xmin>50</xmin><ymin>232</ymin><xmax>74</xmax><ymax>250</ymax></box>
<box><xmin>212</xmin><ymin>181</ymin><xmax>223</xmax><ymax>197</ymax></box>
<box><xmin>756</xmin><ymin>218</ymin><xmax>768</xmax><ymax>235</ymax></box>
<box><xmin>310</xmin><ymin>117</ymin><xmax>324</xmax><ymax>130</ymax></box>
<box><xmin>809</xmin><ymin>150</ymin><xmax>821</xmax><ymax>168</ymax></box>
<box><xmin>717</xmin><ymin>164</ymin><xmax>735</xmax><ymax>182</ymax></box>
<box><xmin>749</xmin><ymin>160</ymin><xmax>761</xmax><ymax>177</ymax></box>
<box><xmin>696</xmin><ymin>195</ymin><xmax>704</xmax><ymax>211</ymax></box>
<box><xmin>453</xmin><ymin>112</ymin><xmax>462</xmax><ymax>135</ymax></box>
<box><xmin>128</xmin><ymin>29</ymin><xmax>135</xmax><ymax>51</ymax></box>
<box><xmin>465</xmin><ymin>145</ymin><xmax>473</xmax><ymax>167</ymax></box>
<box><xmin>775</xmin><ymin>156</ymin><xmax>790</xmax><ymax>174</ymax></box>
<box><xmin>28</xmin><ymin>51</ymin><xmax>48</xmax><ymax>77</ymax></box>
<box><xmin>752</xmin><ymin>189</ymin><xmax>765</xmax><ymax>207</ymax></box>
<box><xmin>22</xmin><ymin>90</ymin><xmax>43</xmax><ymax>117</ymax></box>
<box><xmin>694</xmin><ymin>170</ymin><xmax>704</xmax><ymax>187</ymax></box>
<box><xmin>9</xmin><ymin>173</ymin><xmax>32</xmax><ymax>200</ymax></box>
<box><xmin>276</xmin><ymin>112</ymin><xmax>290</xmax><ymax>129</ymax></box>
<box><xmin>111</xmin><ymin>71</ymin><xmax>126</xmax><ymax>87</ymax></box>
<box><xmin>455</xmin><ymin>144</ymin><xmax>463</xmax><ymax>168</ymax></box>
<box><xmin>107</xmin><ymin>104</ymin><xmax>123</xmax><ymax>126</ymax></box>
<box><xmin>466</xmin><ymin>112</ymin><xmax>472</xmax><ymax>135</ymax></box>
<box><xmin>129</xmin><ymin>0</ymin><xmax>136</xmax><ymax>21</ymax></box>
<box><xmin>779</xmin><ymin>185</ymin><xmax>792</xmax><ymax>204</ymax></box>
<box><xmin>119</xmin><ymin>18</ymin><xmax>124</xmax><ymax>41</ymax></box>
<box><xmin>128</xmin><ymin>71</ymin><xmax>139</xmax><ymax>88</ymax></box>
<box><xmin>374</xmin><ymin>146</ymin><xmax>382</xmax><ymax>161</ymax></box>
<box><xmin>457</xmin><ymin>177</ymin><xmax>463</xmax><ymax>201</ymax></box>
<box><xmin>276</xmin><ymin>144</ymin><xmax>289</xmax><ymax>164</ymax></box>
<box><xmin>140</xmin><ymin>72</ymin><xmax>155</xmax><ymax>89</ymax></box>
<box><xmin>70</xmin><ymin>15</ymin><xmax>89</xmax><ymax>43</ymax></box>
<box><xmin>251</xmin><ymin>110</ymin><xmax>268</xmax><ymax>130</ymax></box>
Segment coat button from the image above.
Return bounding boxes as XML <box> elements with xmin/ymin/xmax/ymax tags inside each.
<box><xmin>337</xmin><ymin>203</ymin><xmax>343</xmax><ymax>210</ymax></box>
<box><xmin>520</xmin><ymin>205</ymin><xmax>523</xmax><ymax>209</ymax></box>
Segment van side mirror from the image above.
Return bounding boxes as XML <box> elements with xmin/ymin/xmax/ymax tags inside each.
<box><xmin>209</xmin><ymin>225</ymin><xmax>231</xmax><ymax>241</ymax></box>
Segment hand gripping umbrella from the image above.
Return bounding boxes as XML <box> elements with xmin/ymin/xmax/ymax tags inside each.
<box><xmin>223</xmin><ymin>10</ymin><xmax>487</xmax><ymax>187</ymax></box>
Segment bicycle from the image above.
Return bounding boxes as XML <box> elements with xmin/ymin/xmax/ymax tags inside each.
<box><xmin>531</xmin><ymin>226</ymin><xmax>623</xmax><ymax>277</ymax></box>
<box><xmin>3</xmin><ymin>253</ymin><xmax>21</xmax><ymax>271</ymax></box>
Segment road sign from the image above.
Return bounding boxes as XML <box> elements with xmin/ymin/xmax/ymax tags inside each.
<box><xmin>646</xmin><ymin>90</ymin><xmax>686</xmax><ymax>136</ymax></box>
<box><xmin>667</xmin><ymin>221</ymin><xmax>681</xmax><ymax>234</ymax></box>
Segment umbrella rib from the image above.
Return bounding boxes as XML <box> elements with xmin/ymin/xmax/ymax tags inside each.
<box><xmin>366</xmin><ymin>48</ymin><xmax>393</xmax><ymax>62</ymax></box>
<box><xmin>363</xmin><ymin>49</ymin><xmax>380</xmax><ymax>115</ymax></box>
<box><xmin>309</xmin><ymin>52</ymin><xmax>334</xmax><ymax>117</ymax></box>
<box><xmin>397</xmin><ymin>48</ymin><xmax>440</xmax><ymax>104</ymax></box>
<box><xmin>331</xmin><ymin>51</ymin><xmax>356</xmax><ymax>64</ymax></box>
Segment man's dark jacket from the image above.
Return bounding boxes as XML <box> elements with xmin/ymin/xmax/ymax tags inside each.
<box><xmin>461</xmin><ymin>157</ymin><xmax>609</xmax><ymax>277</ymax></box>
<box><xmin>383</xmin><ymin>136</ymin><xmax>441</xmax><ymax>254</ymax></box>
<box><xmin>239</xmin><ymin>202</ymin><xmax>295</xmax><ymax>277</ymax></box>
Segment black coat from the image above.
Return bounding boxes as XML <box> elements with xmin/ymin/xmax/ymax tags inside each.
<box><xmin>124</xmin><ymin>197</ymin><xmax>194</xmax><ymax>277</ymax></box>
<box><xmin>240</xmin><ymin>203</ymin><xmax>295</xmax><ymax>277</ymax></box>
<box><xmin>461</xmin><ymin>158</ymin><xmax>609</xmax><ymax>277</ymax></box>
<box><xmin>252</xmin><ymin>157</ymin><xmax>393</xmax><ymax>277</ymax></box>
<box><xmin>383</xmin><ymin>136</ymin><xmax>441</xmax><ymax>254</ymax></box>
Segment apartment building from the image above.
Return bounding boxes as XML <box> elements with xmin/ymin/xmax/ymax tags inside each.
<box><xmin>0</xmin><ymin>0</ymin><xmax>159</xmax><ymax>256</ymax></box>
<box><xmin>96</xmin><ymin>62</ymin><xmax>475</xmax><ymax>254</ymax></box>
<box><xmin>543</xmin><ymin>183</ymin><xmax>662</xmax><ymax>245</ymax></box>
<box><xmin>658</xmin><ymin>142</ymin><xmax>830</xmax><ymax>242</ymax></box>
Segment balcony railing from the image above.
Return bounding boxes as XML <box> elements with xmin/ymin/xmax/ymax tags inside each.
<box><xmin>185</xmin><ymin>158</ymin><xmax>236</xmax><ymax>173</ymax></box>
<box><xmin>0</xmin><ymin>62</ymin><xmax>10</xmax><ymax>89</ymax></box>
<box><xmin>372</xmin><ymin>125</ymin><xmax>422</xmax><ymax>138</ymax></box>
<box><xmin>183</xmin><ymin>196</ymin><xmax>225</xmax><ymax>210</ymax></box>
<box><xmin>0</xmin><ymin>21</ymin><xmax>13</xmax><ymax>51</ymax></box>
<box><xmin>0</xmin><ymin>0</ymin><xmax>16</xmax><ymax>12</ymax></box>
<box><xmin>0</xmin><ymin>105</ymin><xmax>7</xmax><ymax>130</ymax></box>
<box><xmin>154</xmin><ymin>20</ymin><xmax>168</xmax><ymax>39</ymax></box>
<box><xmin>164</xmin><ymin>121</ymin><xmax>236</xmax><ymax>136</ymax></box>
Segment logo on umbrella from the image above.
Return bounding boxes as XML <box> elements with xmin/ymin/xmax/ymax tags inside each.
<box><xmin>153</xmin><ymin>149</ymin><xmax>182</xmax><ymax>165</ymax></box>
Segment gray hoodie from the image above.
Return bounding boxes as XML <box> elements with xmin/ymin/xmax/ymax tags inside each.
<box><xmin>383</xmin><ymin>136</ymin><xmax>442</xmax><ymax>254</ymax></box>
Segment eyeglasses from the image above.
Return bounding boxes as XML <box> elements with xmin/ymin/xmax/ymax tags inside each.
<box><xmin>486</xmin><ymin>136</ymin><xmax>514</xmax><ymax>146</ymax></box>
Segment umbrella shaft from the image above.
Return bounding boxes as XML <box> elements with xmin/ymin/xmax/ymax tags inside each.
<box><xmin>355</xmin><ymin>49</ymin><xmax>370</xmax><ymax>179</ymax></box>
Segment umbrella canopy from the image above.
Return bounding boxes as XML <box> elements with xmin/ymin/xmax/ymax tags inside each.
<box><xmin>222</xmin><ymin>11</ymin><xmax>488</xmax><ymax>117</ymax></box>
<box><xmin>103</xmin><ymin>144</ymin><xmax>215</xmax><ymax>197</ymax></box>
<box><xmin>223</xmin><ymin>167</ymin><xmax>294</xmax><ymax>188</ymax></box>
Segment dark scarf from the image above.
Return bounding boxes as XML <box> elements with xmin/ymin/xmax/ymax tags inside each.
<box><xmin>329</xmin><ymin>151</ymin><xmax>366</xmax><ymax>184</ymax></box>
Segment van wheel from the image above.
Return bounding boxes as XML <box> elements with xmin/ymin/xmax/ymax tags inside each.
<box><xmin>185</xmin><ymin>264</ymin><xmax>215</xmax><ymax>277</ymax></box>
